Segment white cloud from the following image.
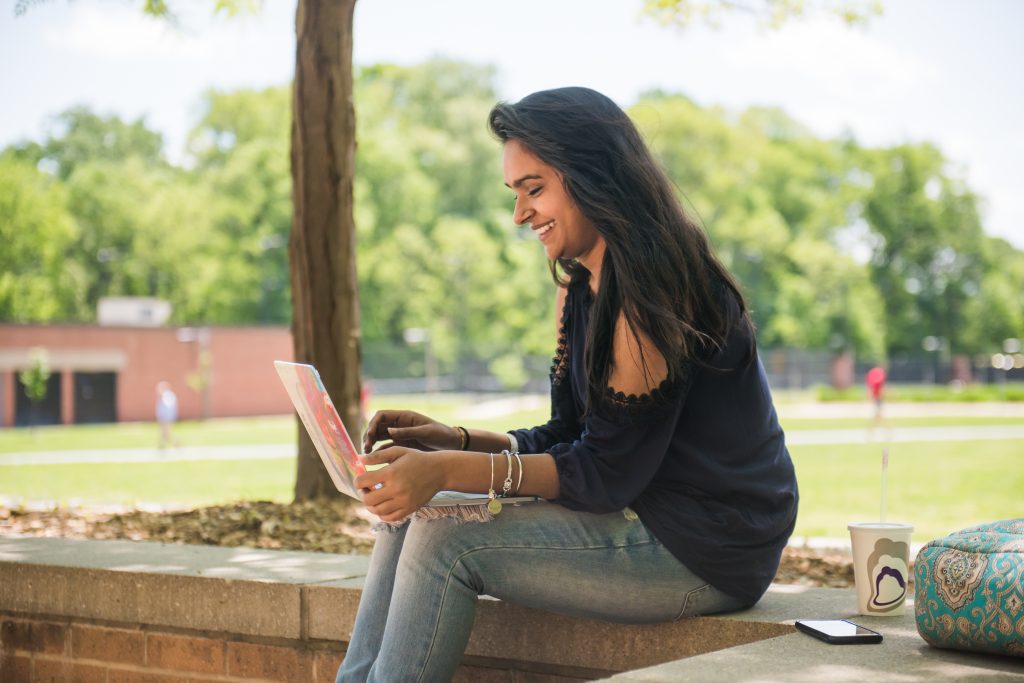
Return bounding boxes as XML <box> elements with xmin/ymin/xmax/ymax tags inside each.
<box><xmin>4</xmin><ymin>0</ymin><xmax>1022</xmax><ymax>247</ymax></box>
<box><xmin>40</xmin><ymin>3</ymin><xmax>281</xmax><ymax>63</ymax></box>
<box><xmin>729</xmin><ymin>20</ymin><xmax>939</xmax><ymax>99</ymax></box>
<box><xmin>43</xmin><ymin>5</ymin><xmax>216</xmax><ymax>60</ymax></box>
<box><xmin>723</xmin><ymin>19</ymin><xmax>941</xmax><ymax>139</ymax></box>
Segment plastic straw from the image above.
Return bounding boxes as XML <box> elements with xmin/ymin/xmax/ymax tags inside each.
<box><xmin>880</xmin><ymin>448</ymin><xmax>889</xmax><ymax>523</ymax></box>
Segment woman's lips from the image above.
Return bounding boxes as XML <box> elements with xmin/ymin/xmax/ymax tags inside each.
<box><xmin>534</xmin><ymin>220</ymin><xmax>555</xmax><ymax>241</ymax></box>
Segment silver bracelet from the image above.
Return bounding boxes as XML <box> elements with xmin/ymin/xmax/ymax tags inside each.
<box><xmin>512</xmin><ymin>451</ymin><xmax>524</xmax><ymax>495</ymax></box>
<box><xmin>507</xmin><ymin>432</ymin><xmax>519</xmax><ymax>455</ymax></box>
<box><xmin>487</xmin><ymin>453</ymin><xmax>502</xmax><ymax>514</ymax></box>
<box><xmin>501</xmin><ymin>449</ymin><xmax>514</xmax><ymax>498</ymax></box>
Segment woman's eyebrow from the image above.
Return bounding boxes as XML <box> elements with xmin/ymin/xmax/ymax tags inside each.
<box><xmin>505</xmin><ymin>173</ymin><xmax>543</xmax><ymax>189</ymax></box>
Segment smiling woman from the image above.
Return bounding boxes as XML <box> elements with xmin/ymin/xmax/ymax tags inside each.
<box><xmin>334</xmin><ymin>87</ymin><xmax>799</xmax><ymax>682</ymax></box>
<box><xmin>503</xmin><ymin>139</ymin><xmax>605</xmax><ymax>267</ymax></box>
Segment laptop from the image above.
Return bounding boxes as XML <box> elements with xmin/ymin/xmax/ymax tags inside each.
<box><xmin>273</xmin><ymin>361</ymin><xmax>538</xmax><ymax>508</ymax></box>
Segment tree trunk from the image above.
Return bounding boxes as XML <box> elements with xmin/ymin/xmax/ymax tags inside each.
<box><xmin>290</xmin><ymin>0</ymin><xmax>361</xmax><ymax>501</ymax></box>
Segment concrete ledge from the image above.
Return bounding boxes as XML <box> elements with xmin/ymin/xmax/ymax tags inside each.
<box><xmin>0</xmin><ymin>536</ymin><xmax>368</xmax><ymax>641</ymax></box>
<box><xmin>604</xmin><ymin>586</ymin><xmax>1024</xmax><ymax>682</ymax></box>
<box><xmin>5</xmin><ymin>536</ymin><xmax>1017</xmax><ymax>681</ymax></box>
<box><xmin>1</xmin><ymin>535</ymin><xmax>793</xmax><ymax>678</ymax></box>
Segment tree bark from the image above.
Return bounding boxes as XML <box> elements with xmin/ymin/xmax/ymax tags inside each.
<box><xmin>290</xmin><ymin>0</ymin><xmax>361</xmax><ymax>501</ymax></box>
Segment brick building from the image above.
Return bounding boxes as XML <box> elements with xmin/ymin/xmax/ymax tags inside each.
<box><xmin>0</xmin><ymin>324</ymin><xmax>293</xmax><ymax>427</ymax></box>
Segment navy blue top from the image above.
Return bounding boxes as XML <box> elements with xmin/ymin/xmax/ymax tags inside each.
<box><xmin>510</xmin><ymin>278</ymin><xmax>799</xmax><ymax>605</ymax></box>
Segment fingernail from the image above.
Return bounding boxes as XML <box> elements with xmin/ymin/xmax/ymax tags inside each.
<box><xmin>387</xmin><ymin>427</ymin><xmax>395</xmax><ymax>434</ymax></box>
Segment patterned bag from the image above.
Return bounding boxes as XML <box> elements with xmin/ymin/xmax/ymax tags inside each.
<box><xmin>914</xmin><ymin>518</ymin><xmax>1024</xmax><ymax>657</ymax></box>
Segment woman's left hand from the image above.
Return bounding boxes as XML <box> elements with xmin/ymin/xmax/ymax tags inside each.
<box><xmin>354</xmin><ymin>447</ymin><xmax>447</xmax><ymax>522</ymax></box>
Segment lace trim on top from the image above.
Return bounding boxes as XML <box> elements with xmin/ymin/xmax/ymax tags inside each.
<box><xmin>549</xmin><ymin>287</ymin><xmax>573</xmax><ymax>386</ymax></box>
<box><xmin>602</xmin><ymin>374</ymin><xmax>682</xmax><ymax>417</ymax></box>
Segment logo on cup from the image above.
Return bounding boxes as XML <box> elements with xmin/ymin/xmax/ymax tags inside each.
<box><xmin>866</xmin><ymin>538</ymin><xmax>909</xmax><ymax>612</ymax></box>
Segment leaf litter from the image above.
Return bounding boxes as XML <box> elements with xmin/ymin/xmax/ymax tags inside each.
<box><xmin>0</xmin><ymin>501</ymin><xmax>853</xmax><ymax>587</ymax></box>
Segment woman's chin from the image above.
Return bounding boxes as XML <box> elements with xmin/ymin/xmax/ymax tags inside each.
<box><xmin>541</xmin><ymin>243</ymin><xmax>561</xmax><ymax>261</ymax></box>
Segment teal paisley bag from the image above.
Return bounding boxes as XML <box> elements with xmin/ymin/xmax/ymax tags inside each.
<box><xmin>914</xmin><ymin>518</ymin><xmax>1024</xmax><ymax>658</ymax></box>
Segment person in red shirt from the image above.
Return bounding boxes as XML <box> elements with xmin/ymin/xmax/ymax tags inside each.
<box><xmin>866</xmin><ymin>366</ymin><xmax>887</xmax><ymax>425</ymax></box>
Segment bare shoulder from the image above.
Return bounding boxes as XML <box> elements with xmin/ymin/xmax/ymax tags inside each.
<box><xmin>608</xmin><ymin>313</ymin><xmax>669</xmax><ymax>397</ymax></box>
<box><xmin>555</xmin><ymin>284</ymin><xmax>568</xmax><ymax>334</ymax></box>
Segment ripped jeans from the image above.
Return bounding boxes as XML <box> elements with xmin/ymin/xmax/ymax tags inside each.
<box><xmin>336</xmin><ymin>501</ymin><xmax>745</xmax><ymax>683</ymax></box>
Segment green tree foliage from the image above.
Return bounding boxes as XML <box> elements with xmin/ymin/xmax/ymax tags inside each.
<box><xmin>631</xmin><ymin>92</ymin><xmax>886</xmax><ymax>358</ymax></box>
<box><xmin>2</xmin><ymin>58</ymin><xmax>1021</xmax><ymax>367</ymax></box>
<box><xmin>188</xmin><ymin>86</ymin><xmax>290</xmax><ymax>168</ymax></box>
<box><xmin>188</xmin><ymin>87</ymin><xmax>293</xmax><ymax>323</ymax></box>
<box><xmin>7</xmin><ymin>106</ymin><xmax>165</xmax><ymax>181</ymax></box>
<box><xmin>861</xmin><ymin>144</ymin><xmax>987</xmax><ymax>354</ymax></box>
<box><xmin>353</xmin><ymin>61</ymin><xmax>553</xmax><ymax>379</ymax></box>
<box><xmin>18</xmin><ymin>348</ymin><xmax>51</xmax><ymax>404</ymax></box>
<box><xmin>0</xmin><ymin>155</ymin><xmax>84</xmax><ymax>321</ymax></box>
<box><xmin>61</xmin><ymin>157</ymin><xmax>228</xmax><ymax>323</ymax></box>
<box><xmin>961</xmin><ymin>239</ymin><xmax>1024</xmax><ymax>354</ymax></box>
<box><xmin>642</xmin><ymin>0</ymin><xmax>883</xmax><ymax>29</ymax></box>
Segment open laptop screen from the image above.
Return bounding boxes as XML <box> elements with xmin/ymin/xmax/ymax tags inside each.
<box><xmin>274</xmin><ymin>360</ymin><xmax>364</xmax><ymax>499</ymax></box>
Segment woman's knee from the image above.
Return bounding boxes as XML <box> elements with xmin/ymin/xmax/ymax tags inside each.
<box><xmin>396</xmin><ymin>519</ymin><xmax>488</xmax><ymax>586</ymax></box>
<box><xmin>403</xmin><ymin>518</ymin><xmax>482</xmax><ymax>556</ymax></box>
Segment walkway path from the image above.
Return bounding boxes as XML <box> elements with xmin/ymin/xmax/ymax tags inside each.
<box><xmin>0</xmin><ymin>444</ymin><xmax>293</xmax><ymax>466</ymax></box>
<box><xmin>1</xmin><ymin>423</ymin><xmax>1022</xmax><ymax>466</ymax></box>
<box><xmin>776</xmin><ymin>401</ymin><xmax>1024</xmax><ymax>419</ymax></box>
<box><xmin>786</xmin><ymin>424</ymin><xmax>1024</xmax><ymax>445</ymax></box>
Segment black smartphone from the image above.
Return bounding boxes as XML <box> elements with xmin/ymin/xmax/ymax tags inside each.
<box><xmin>795</xmin><ymin>619</ymin><xmax>883</xmax><ymax>644</ymax></box>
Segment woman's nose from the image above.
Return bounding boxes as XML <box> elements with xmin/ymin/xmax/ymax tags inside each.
<box><xmin>513</xmin><ymin>198</ymin><xmax>533</xmax><ymax>226</ymax></box>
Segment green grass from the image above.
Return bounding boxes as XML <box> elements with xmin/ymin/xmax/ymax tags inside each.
<box><xmin>816</xmin><ymin>381</ymin><xmax>1024</xmax><ymax>402</ymax></box>
<box><xmin>4</xmin><ymin>437</ymin><xmax>1019</xmax><ymax>541</ymax></box>
<box><xmin>3</xmin><ymin>394</ymin><xmax>1019</xmax><ymax>455</ymax></box>
<box><xmin>790</xmin><ymin>440</ymin><xmax>1024</xmax><ymax>542</ymax></box>
<box><xmin>2</xmin><ymin>394</ymin><xmax>1022</xmax><ymax>543</ymax></box>
<box><xmin>0</xmin><ymin>395</ymin><xmax>551</xmax><ymax>454</ymax></box>
<box><xmin>0</xmin><ymin>417</ymin><xmax>298</xmax><ymax>453</ymax></box>
<box><xmin>778</xmin><ymin>416</ymin><xmax>1023</xmax><ymax>430</ymax></box>
<box><xmin>0</xmin><ymin>459</ymin><xmax>296</xmax><ymax>509</ymax></box>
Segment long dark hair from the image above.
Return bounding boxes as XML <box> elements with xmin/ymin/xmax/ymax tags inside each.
<box><xmin>488</xmin><ymin>87</ymin><xmax>750</xmax><ymax>411</ymax></box>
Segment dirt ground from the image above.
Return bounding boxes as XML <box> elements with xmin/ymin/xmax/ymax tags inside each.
<box><xmin>0</xmin><ymin>500</ymin><xmax>854</xmax><ymax>588</ymax></box>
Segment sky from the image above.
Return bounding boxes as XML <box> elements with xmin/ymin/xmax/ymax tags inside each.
<box><xmin>2</xmin><ymin>0</ymin><xmax>1023</xmax><ymax>248</ymax></box>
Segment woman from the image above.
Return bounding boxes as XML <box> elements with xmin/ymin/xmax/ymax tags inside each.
<box><xmin>337</xmin><ymin>87</ymin><xmax>798</xmax><ymax>682</ymax></box>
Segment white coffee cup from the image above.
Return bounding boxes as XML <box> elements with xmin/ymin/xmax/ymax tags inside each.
<box><xmin>848</xmin><ymin>522</ymin><xmax>914</xmax><ymax>616</ymax></box>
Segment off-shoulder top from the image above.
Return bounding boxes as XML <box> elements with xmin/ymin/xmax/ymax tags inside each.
<box><xmin>509</xmin><ymin>277</ymin><xmax>799</xmax><ymax>605</ymax></box>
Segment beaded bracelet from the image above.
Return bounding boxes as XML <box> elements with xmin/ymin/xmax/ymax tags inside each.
<box><xmin>454</xmin><ymin>425</ymin><xmax>470</xmax><ymax>450</ymax></box>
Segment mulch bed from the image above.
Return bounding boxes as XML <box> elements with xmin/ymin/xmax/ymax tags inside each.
<box><xmin>0</xmin><ymin>500</ymin><xmax>853</xmax><ymax>587</ymax></box>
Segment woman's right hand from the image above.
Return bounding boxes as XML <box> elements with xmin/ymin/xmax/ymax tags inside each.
<box><xmin>362</xmin><ymin>410</ymin><xmax>461</xmax><ymax>453</ymax></box>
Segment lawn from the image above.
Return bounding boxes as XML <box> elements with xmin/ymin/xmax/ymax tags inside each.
<box><xmin>0</xmin><ymin>394</ymin><xmax>550</xmax><ymax>453</ymax></box>
<box><xmin>0</xmin><ymin>416</ymin><xmax>297</xmax><ymax>453</ymax></box>
<box><xmin>789</xmin><ymin>439</ymin><xmax>1024</xmax><ymax>541</ymax></box>
<box><xmin>2</xmin><ymin>394</ymin><xmax>1022</xmax><ymax>542</ymax></box>
<box><xmin>0</xmin><ymin>458</ymin><xmax>296</xmax><ymax>509</ymax></box>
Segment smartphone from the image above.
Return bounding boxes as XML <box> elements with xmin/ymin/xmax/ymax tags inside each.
<box><xmin>795</xmin><ymin>619</ymin><xmax>882</xmax><ymax>644</ymax></box>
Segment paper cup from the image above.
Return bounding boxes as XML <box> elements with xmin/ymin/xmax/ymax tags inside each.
<box><xmin>848</xmin><ymin>522</ymin><xmax>914</xmax><ymax>616</ymax></box>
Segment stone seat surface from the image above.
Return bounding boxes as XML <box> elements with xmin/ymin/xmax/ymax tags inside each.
<box><xmin>2</xmin><ymin>536</ymin><xmax>1022</xmax><ymax>681</ymax></box>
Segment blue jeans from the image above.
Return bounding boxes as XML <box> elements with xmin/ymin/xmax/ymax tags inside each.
<box><xmin>336</xmin><ymin>502</ymin><xmax>745</xmax><ymax>683</ymax></box>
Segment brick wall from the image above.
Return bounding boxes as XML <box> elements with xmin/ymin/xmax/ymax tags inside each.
<box><xmin>0</xmin><ymin>323</ymin><xmax>293</xmax><ymax>425</ymax></box>
<box><xmin>0</xmin><ymin>538</ymin><xmax>801</xmax><ymax>683</ymax></box>
<box><xmin>0</xmin><ymin>617</ymin><xmax>345</xmax><ymax>683</ymax></box>
<box><xmin>0</xmin><ymin>616</ymin><xmax>585</xmax><ymax>683</ymax></box>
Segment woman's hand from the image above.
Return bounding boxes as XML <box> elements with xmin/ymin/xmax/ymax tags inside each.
<box><xmin>355</xmin><ymin>447</ymin><xmax>447</xmax><ymax>522</ymax></box>
<box><xmin>362</xmin><ymin>410</ymin><xmax>461</xmax><ymax>453</ymax></box>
